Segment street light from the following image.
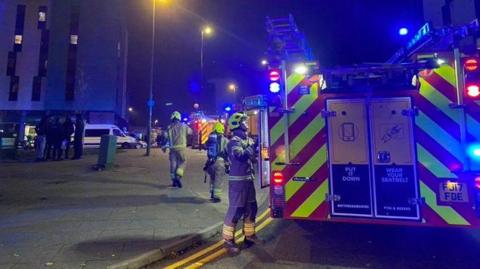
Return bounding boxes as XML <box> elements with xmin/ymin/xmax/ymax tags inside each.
<box><xmin>146</xmin><ymin>0</ymin><xmax>158</xmax><ymax>156</ymax></box>
<box><xmin>228</xmin><ymin>83</ymin><xmax>237</xmax><ymax>103</ymax></box>
<box><xmin>128</xmin><ymin>107</ymin><xmax>133</xmax><ymax>112</ymax></box>
<box><xmin>228</xmin><ymin>83</ymin><xmax>237</xmax><ymax>93</ymax></box>
<box><xmin>200</xmin><ymin>25</ymin><xmax>213</xmax><ymax>92</ymax></box>
<box><xmin>261</xmin><ymin>59</ymin><xmax>268</xmax><ymax>66</ymax></box>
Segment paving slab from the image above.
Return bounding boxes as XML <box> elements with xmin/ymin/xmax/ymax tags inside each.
<box><xmin>1</xmin><ymin>148</ymin><xmax>254</xmax><ymax>269</ymax></box>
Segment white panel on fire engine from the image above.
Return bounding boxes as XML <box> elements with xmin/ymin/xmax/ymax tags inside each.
<box><xmin>258</xmin><ymin>108</ymin><xmax>271</xmax><ymax>188</ymax></box>
<box><xmin>326</xmin><ymin>99</ymin><xmax>373</xmax><ymax>217</ymax></box>
<box><xmin>369</xmin><ymin>97</ymin><xmax>420</xmax><ymax>220</ymax></box>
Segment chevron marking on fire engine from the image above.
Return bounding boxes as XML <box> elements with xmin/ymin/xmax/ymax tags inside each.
<box><xmin>290</xmin><ymin>179</ymin><xmax>329</xmax><ymax>218</ymax></box>
<box><xmin>416</xmin><ymin>144</ymin><xmax>457</xmax><ymax>179</ymax></box>
<box><xmin>285</xmin><ymin>145</ymin><xmax>327</xmax><ymax>201</ymax></box>
<box><xmin>433</xmin><ymin>65</ymin><xmax>456</xmax><ymax>87</ymax></box>
<box><xmin>271</xmin><ymin>94</ymin><xmax>324</xmax><ymax>172</ymax></box>
<box><xmin>415</xmin><ymin>111</ymin><xmax>464</xmax><ymax>162</ymax></box>
<box><xmin>420</xmin><ymin>181</ymin><xmax>469</xmax><ymax>225</ymax></box>
<box><xmin>287</xmin><ymin>73</ymin><xmax>305</xmax><ymax>94</ymax></box>
<box><xmin>466</xmin><ymin>115</ymin><xmax>480</xmax><ymax>141</ymax></box>
<box><xmin>288</xmin><ymin>83</ymin><xmax>319</xmax><ymax>125</ymax></box>
<box><xmin>270</xmin><ymin>82</ymin><xmax>319</xmax><ymax>146</ymax></box>
<box><xmin>289</xmin><ymin>114</ymin><xmax>324</xmax><ymax>160</ymax></box>
<box><xmin>419</xmin><ymin>78</ymin><xmax>462</xmax><ymax>125</ymax></box>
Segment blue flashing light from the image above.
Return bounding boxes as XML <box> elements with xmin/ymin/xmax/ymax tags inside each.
<box><xmin>269</xmin><ymin>82</ymin><xmax>281</xmax><ymax>93</ymax></box>
<box><xmin>183</xmin><ymin>117</ymin><xmax>188</xmax><ymax>122</ymax></box>
<box><xmin>224</xmin><ymin>106</ymin><xmax>232</xmax><ymax>112</ymax></box>
<box><xmin>467</xmin><ymin>144</ymin><xmax>480</xmax><ymax>160</ymax></box>
<box><xmin>399</xmin><ymin>27</ymin><xmax>409</xmax><ymax>36</ymax></box>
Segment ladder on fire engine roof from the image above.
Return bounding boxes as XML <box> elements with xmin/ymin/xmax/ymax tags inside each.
<box><xmin>265</xmin><ymin>14</ymin><xmax>314</xmax><ymax>62</ymax></box>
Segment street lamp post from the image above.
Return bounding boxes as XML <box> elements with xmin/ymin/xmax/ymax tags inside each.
<box><xmin>200</xmin><ymin>26</ymin><xmax>212</xmax><ymax>91</ymax></box>
<box><xmin>146</xmin><ymin>0</ymin><xmax>156</xmax><ymax>156</ymax></box>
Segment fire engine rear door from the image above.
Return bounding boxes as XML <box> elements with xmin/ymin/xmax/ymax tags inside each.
<box><xmin>369</xmin><ymin>97</ymin><xmax>420</xmax><ymax>220</ymax></box>
<box><xmin>326</xmin><ymin>99</ymin><xmax>373</xmax><ymax>217</ymax></box>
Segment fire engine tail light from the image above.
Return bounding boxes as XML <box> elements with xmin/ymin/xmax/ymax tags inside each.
<box><xmin>475</xmin><ymin>177</ymin><xmax>480</xmax><ymax>190</ymax></box>
<box><xmin>464</xmin><ymin>58</ymin><xmax>479</xmax><ymax>72</ymax></box>
<box><xmin>467</xmin><ymin>84</ymin><xmax>480</xmax><ymax>98</ymax></box>
<box><xmin>272</xmin><ymin>171</ymin><xmax>284</xmax><ymax>185</ymax></box>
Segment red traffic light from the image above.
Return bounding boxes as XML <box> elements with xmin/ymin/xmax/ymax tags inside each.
<box><xmin>269</xmin><ymin>69</ymin><xmax>281</xmax><ymax>81</ymax></box>
<box><xmin>466</xmin><ymin>84</ymin><xmax>480</xmax><ymax>98</ymax></box>
<box><xmin>464</xmin><ymin>58</ymin><xmax>479</xmax><ymax>72</ymax></box>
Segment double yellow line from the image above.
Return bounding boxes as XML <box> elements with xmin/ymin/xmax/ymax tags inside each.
<box><xmin>164</xmin><ymin>209</ymin><xmax>273</xmax><ymax>269</ymax></box>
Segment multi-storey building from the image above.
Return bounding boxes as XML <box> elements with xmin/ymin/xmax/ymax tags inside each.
<box><xmin>0</xmin><ymin>0</ymin><xmax>128</xmax><ymax>146</ymax></box>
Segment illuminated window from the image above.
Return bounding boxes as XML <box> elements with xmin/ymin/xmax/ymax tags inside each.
<box><xmin>70</xmin><ymin>35</ymin><xmax>78</xmax><ymax>45</ymax></box>
<box><xmin>38</xmin><ymin>11</ymin><xmax>46</xmax><ymax>22</ymax></box>
<box><xmin>14</xmin><ymin>35</ymin><xmax>22</xmax><ymax>45</ymax></box>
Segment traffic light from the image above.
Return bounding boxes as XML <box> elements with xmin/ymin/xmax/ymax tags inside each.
<box><xmin>464</xmin><ymin>57</ymin><xmax>480</xmax><ymax>98</ymax></box>
<box><xmin>268</xmin><ymin>68</ymin><xmax>282</xmax><ymax>93</ymax></box>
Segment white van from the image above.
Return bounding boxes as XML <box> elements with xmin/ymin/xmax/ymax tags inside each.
<box><xmin>83</xmin><ymin>124</ymin><xmax>141</xmax><ymax>149</ymax></box>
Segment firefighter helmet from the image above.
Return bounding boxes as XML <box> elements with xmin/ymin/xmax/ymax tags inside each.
<box><xmin>228</xmin><ymin>112</ymin><xmax>248</xmax><ymax>130</ymax></box>
<box><xmin>171</xmin><ymin>111</ymin><xmax>181</xmax><ymax>121</ymax></box>
<box><xmin>214</xmin><ymin>122</ymin><xmax>225</xmax><ymax>134</ymax></box>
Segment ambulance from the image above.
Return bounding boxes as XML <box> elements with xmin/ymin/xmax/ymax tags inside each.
<box><xmin>248</xmin><ymin>18</ymin><xmax>480</xmax><ymax>228</ymax></box>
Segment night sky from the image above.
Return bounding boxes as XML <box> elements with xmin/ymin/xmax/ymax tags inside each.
<box><xmin>126</xmin><ymin>0</ymin><xmax>424</xmax><ymax>126</ymax></box>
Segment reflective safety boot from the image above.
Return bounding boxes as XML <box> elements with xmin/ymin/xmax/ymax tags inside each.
<box><xmin>168</xmin><ymin>179</ymin><xmax>178</xmax><ymax>188</ymax></box>
<box><xmin>210</xmin><ymin>197</ymin><xmax>221</xmax><ymax>203</ymax></box>
<box><xmin>175</xmin><ymin>177</ymin><xmax>183</xmax><ymax>188</ymax></box>
<box><xmin>224</xmin><ymin>240</ymin><xmax>240</xmax><ymax>256</ymax></box>
<box><xmin>244</xmin><ymin>235</ymin><xmax>265</xmax><ymax>248</ymax></box>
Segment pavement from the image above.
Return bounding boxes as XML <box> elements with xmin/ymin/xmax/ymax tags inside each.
<box><xmin>0</xmin><ymin>148</ymin><xmax>268</xmax><ymax>269</ymax></box>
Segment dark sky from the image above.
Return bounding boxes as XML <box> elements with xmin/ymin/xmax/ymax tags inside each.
<box><xmin>126</xmin><ymin>0</ymin><xmax>424</xmax><ymax>126</ymax></box>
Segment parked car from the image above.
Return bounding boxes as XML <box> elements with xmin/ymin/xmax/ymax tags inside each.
<box><xmin>84</xmin><ymin>124</ymin><xmax>141</xmax><ymax>149</ymax></box>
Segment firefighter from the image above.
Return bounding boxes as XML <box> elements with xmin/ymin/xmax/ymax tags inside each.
<box><xmin>223</xmin><ymin>112</ymin><xmax>263</xmax><ymax>255</ymax></box>
<box><xmin>165</xmin><ymin>111</ymin><xmax>192</xmax><ymax>188</ymax></box>
<box><xmin>204</xmin><ymin>122</ymin><xmax>229</xmax><ymax>203</ymax></box>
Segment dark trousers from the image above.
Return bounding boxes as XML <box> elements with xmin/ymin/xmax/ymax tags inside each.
<box><xmin>73</xmin><ymin>137</ymin><xmax>83</xmax><ymax>158</ymax></box>
<box><xmin>53</xmin><ymin>140</ymin><xmax>63</xmax><ymax>160</ymax></box>
<box><xmin>64</xmin><ymin>140</ymin><xmax>71</xmax><ymax>159</ymax></box>
<box><xmin>223</xmin><ymin>180</ymin><xmax>258</xmax><ymax>241</ymax></box>
<box><xmin>45</xmin><ymin>140</ymin><xmax>53</xmax><ymax>159</ymax></box>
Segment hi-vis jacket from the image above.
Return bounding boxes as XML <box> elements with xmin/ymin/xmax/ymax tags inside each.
<box><xmin>227</xmin><ymin>131</ymin><xmax>256</xmax><ymax>181</ymax></box>
<box><xmin>167</xmin><ymin>122</ymin><xmax>192</xmax><ymax>150</ymax></box>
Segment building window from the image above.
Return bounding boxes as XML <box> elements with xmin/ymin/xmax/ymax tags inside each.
<box><xmin>9</xmin><ymin>76</ymin><xmax>19</xmax><ymax>101</ymax></box>
<box><xmin>65</xmin><ymin>5</ymin><xmax>80</xmax><ymax>101</ymax></box>
<box><xmin>14</xmin><ymin>5</ymin><xmax>26</xmax><ymax>52</ymax></box>
<box><xmin>14</xmin><ymin>35</ymin><xmax>23</xmax><ymax>45</ymax></box>
<box><xmin>38</xmin><ymin>11</ymin><xmax>46</xmax><ymax>22</ymax></box>
<box><xmin>6</xmin><ymin>52</ymin><xmax>16</xmax><ymax>76</ymax></box>
<box><xmin>32</xmin><ymin>76</ymin><xmax>41</xmax><ymax>101</ymax></box>
<box><xmin>38</xmin><ymin>6</ymin><xmax>47</xmax><ymax>29</ymax></box>
<box><xmin>70</xmin><ymin>35</ymin><xmax>78</xmax><ymax>45</ymax></box>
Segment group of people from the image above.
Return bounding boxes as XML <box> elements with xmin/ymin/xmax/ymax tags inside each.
<box><xmin>160</xmin><ymin>111</ymin><xmax>263</xmax><ymax>255</ymax></box>
<box><xmin>35</xmin><ymin>114</ymin><xmax>85</xmax><ymax>161</ymax></box>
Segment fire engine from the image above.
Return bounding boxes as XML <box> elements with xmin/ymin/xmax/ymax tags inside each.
<box><xmin>246</xmin><ymin>15</ymin><xmax>480</xmax><ymax>228</ymax></box>
<box><xmin>188</xmin><ymin>112</ymin><xmax>219</xmax><ymax>149</ymax></box>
